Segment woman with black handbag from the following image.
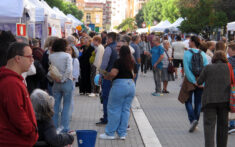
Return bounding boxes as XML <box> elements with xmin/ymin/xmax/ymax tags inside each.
<box><xmin>161</xmin><ymin>40</ymin><xmax>174</xmax><ymax>93</ymax></box>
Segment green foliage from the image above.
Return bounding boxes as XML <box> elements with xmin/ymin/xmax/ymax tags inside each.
<box><xmin>45</xmin><ymin>0</ymin><xmax>83</xmax><ymax>20</ymax></box>
<box><xmin>141</xmin><ymin>0</ymin><xmax>179</xmax><ymax>26</ymax></box>
<box><xmin>116</xmin><ymin>18</ymin><xmax>136</xmax><ymax>32</ymax></box>
<box><xmin>135</xmin><ymin>8</ymin><xmax>144</xmax><ymax>28</ymax></box>
<box><xmin>178</xmin><ymin>0</ymin><xmax>227</xmax><ymax>37</ymax></box>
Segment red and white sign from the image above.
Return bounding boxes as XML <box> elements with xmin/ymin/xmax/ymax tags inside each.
<box><xmin>16</xmin><ymin>23</ymin><xmax>26</xmax><ymax>36</ymax></box>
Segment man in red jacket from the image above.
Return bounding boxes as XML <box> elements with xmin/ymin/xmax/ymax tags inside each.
<box><xmin>0</xmin><ymin>42</ymin><xmax>38</xmax><ymax>147</ymax></box>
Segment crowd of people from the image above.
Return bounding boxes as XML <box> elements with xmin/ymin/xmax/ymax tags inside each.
<box><xmin>0</xmin><ymin>28</ymin><xmax>235</xmax><ymax>147</ymax></box>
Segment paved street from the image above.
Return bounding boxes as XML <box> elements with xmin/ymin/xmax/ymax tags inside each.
<box><xmin>136</xmin><ymin>71</ymin><xmax>235</xmax><ymax>147</ymax></box>
<box><xmin>70</xmin><ymin>91</ymin><xmax>144</xmax><ymax>147</ymax></box>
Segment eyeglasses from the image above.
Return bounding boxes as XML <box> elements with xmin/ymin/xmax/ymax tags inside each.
<box><xmin>21</xmin><ymin>55</ymin><xmax>34</xmax><ymax>59</ymax></box>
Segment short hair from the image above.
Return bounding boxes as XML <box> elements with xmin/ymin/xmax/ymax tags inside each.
<box><xmin>44</xmin><ymin>36</ymin><xmax>58</xmax><ymax>49</ymax></box>
<box><xmin>212</xmin><ymin>50</ymin><xmax>228</xmax><ymax>63</ymax></box>
<box><xmin>30</xmin><ymin>89</ymin><xmax>54</xmax><ymax>121</ymax></box>
<box><xmin>176</xmin><ymin>35</ymin><xmax>181</xmax><ymax>41</ymax></box>
<box><xmin>32</xmin><ymin>38</ymin><xmax>39</xmax><ymax>46</ymax></box>
<box><xmin>228</xmin><ymin>42</ymin><xmax>235</xmax><ymax>51</ymax></box>
<box><xmin>93</xmin><ymin>35</ymin><xmax>102</xmax><ymax>43</ymax></box>
<box><xmin>67</xmin><ymin>35</ymin><xmax>76</xmax><ymax>44</ymax></box>
<box><xmin>7</xmin><ymin>42</ymin><xmax>29</xmax><ymax>60</ymax></box>
<box><xmin>153</xmin><ymin>36</ymin><xmax>161</xmax><ymax>43</ymax></box>
<box><xmin>216</xmin><ymin>41</ymin><xmax>226</xmax><ymax>52</ymax></box>
<box><xmin>107</xmin><ymin>32</ymin><xmax>117</xmax><ymax>42</ymax></box>
<box><xmin>190</xmin><ymin>36</ymin><xmax>201</xmax><ymax>48</ymax></box>
<box><xmin>199</xmin><ymin>42</ymin><xmax>208</xmax><ymax>53</ymax></box>
<box><xmin>132</xmin><ymin>35</ymin><xmax>140</xmax><ymax>42</ymax></box>
<box><xmin>89</xmin><ymin>31</ymin><xmax>96</xmax><ymax>38</ymax></box>
<box><xmin>163</xmin><ymin>40</ymin><xmax>170</xmax><ymax>46</ymax></box>
<box><xmin>52</xmin><ymin>38</ymin><xmax>68</xmax><ymax>52</ymax></box>
<box><xmin>121</xmin><ymin>35</ymin><xmax>131</xmax><ymax>44</ymax></box>
<box><xmin>15</xmin><ymin>36</ymin><xmax>29</xmax><ymax>44</ymax></box>
<box><xmin>102</xmin><ymin>31</ymin><xmax>107</xmax><ymax>35</ymax></box>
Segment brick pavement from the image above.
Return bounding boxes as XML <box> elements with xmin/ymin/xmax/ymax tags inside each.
<box><xmin>136</xmin><ymin>72</ymin><xmax>235</xmax><ymax>147</ymax></box>
<box><xmin>70</xmin><ymin>90</ymin><xmax>144</xmax><ymax>147</ymax></box>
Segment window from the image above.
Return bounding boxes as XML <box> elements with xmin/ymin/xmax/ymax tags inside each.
<box><xmin>86</xmin><ymin>13</ymin><xmax>91</xmax><ymax>21</ymax></box>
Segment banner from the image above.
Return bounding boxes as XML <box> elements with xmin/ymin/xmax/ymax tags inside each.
<box><xmin>65</xmin><ymin>22</ymin><xmax>72</xmax><ymax>38</ymax></box>
<box><xmin>48</xmin><ymin>18</ymin><xmax>61</xmax><ymax>38</ymax></box>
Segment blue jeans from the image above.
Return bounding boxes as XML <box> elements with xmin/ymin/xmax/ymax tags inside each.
<box><xmin>134</xmin><ymin>64</ymin><xmax>140</xmax><ymax>84</ymax></box>
<box><xmin>101</xmin><ymin>79</ymin><xmax>112</xmax><ymax>122</ymax></box>
<box><xmin>230</xmin><ymin>120</ymin><xmax>235</xmax><ymax>127</ymax></box>
<box><xmin>52</xmin><ymin>79</ymin><xmax>73</xmax><ymax>132</ymax></box>
<box><xmin>185</xmin><ymin>88</ymin><xmax>203</xmax><ymax>123</ymax></box>
<box><xmin>105</xmin><ymin>79</ymin><xmax>135</xmax><ymax>137</ymax></box>
<box><xmin>69</xmin><ymin>81</ymin><xmax>76</xmax><ymax>120</ymax></box>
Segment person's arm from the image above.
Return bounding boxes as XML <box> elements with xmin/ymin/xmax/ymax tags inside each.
<box><xmin>197</xmin><ymin>67</ymin><xmax>207</xmax><ymax>85</ymax></box>
<box><xmin>202</xmin><ymin>52</ymin><xmax>209</xmax><ymax>66</ymax></box>
<box><xmin>154</xmin><ymin>55</ymin><xmax>164</xmax><ymax>68</ymax></box>
<box><xmin>103</xmin><ymin>68</ymin><xmax>119</xmax><ymax>80</ymax></box>
<box><xmin>183</xmin><ymin>51</ymin><xmax>196</xmax><ymax>84</ymax></box>
<box><xmin>6</xmin><ymin>85</ymin><xmax>37</xmax><ymax>136</ymax></box>
<box><xmin>100</xmin><ymin>47</ymin><xmax>112</xmax><ymax>70</ymax></box>
<box><xmin>44</xmin><ymin>120</ymin><xmax>74</xmax><ymax>146</ymax></box>
<box><xmin>61</xmin><ymin>55</ymin><xmax>73</xmax><ymax>83</ymax></box>
<box><xmin>72</xmin><ymin>59</ymin><xmax>80</xmax><ymax>81</ymax></box>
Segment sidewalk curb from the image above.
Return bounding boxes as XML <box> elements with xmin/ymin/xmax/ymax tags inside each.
<box><xmin>131</xmin><ymin>96</ymin><xmax>162</xmax><ymax>147</ymax></box>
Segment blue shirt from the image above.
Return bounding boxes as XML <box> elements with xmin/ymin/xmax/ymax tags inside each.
<box><xmin>183</xmin><ymin>48</ymin><xmax>208</xmax><ymax>84</ymax></box>
<box><xmin>130</xmin><ymin>43</ymin><xmax>141</xmax><ymax>63</ymax></box>
<box><xmin>150</xmin><ymin>45</ymin><xmax>164</xmax><ymax>69</ymax></box>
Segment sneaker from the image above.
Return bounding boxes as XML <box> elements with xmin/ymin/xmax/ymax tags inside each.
<box><xmin>99</xmin><ymin>133</ymin><xmax>116</xmax><ymax>140</ymax></box>
<box><xmin>162</xmin><ymin>90</ymin><xmax>170</xmax><ymax>94</ymax></box>
<box><xmin>119</xmin><ymin>136</ymin><xmax>126</xmax><ymax>140</ymax></box>
<box><xmin>189</xmin><ymin>120</ymin><xmax>198</xmax><ymax>133</ymax></box>
<box><xmin>127</xmin><ymin>125</ymin><xmax>131</xmax><ymax>131</ymax></box>
<box><xmin>151</xmin><ymin>92</ymin><xmax>162</xmax><ymax>96</ymax></box>
<box><xmin>89</xmin><ymin>93</ymin><xmax>96</xmax><ymax>97</ymax></box>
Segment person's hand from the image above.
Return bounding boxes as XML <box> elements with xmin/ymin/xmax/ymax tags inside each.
<box><xmin>197</xmin><ymin>85</ymin><xmax>204</xmax><ymax>88</ymax></box>
<box><xmin>55</xmin><ymin>78</ymin><xmax>61</xmax><ymax>83</ymax></box>
<box><xmin>153</xmin><ymin>63</ymin><xmax>157</xmax><ymax>69</ymax></box>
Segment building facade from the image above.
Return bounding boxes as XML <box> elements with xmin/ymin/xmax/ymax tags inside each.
<box><xmin>76</xmin><ymin>0</ymin><xmax>85</xmax><ymax>10</ymax></box>
<box><xmin>83</xmin><ymin>2</ymin><xmax>103</xmax><ymax>29</ymax></box>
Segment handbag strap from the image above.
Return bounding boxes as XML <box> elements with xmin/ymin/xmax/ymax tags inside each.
<box><xmin>227</xmin><ymin>63</ymin><xmax>235</xmax><ymax>84</ymax></box>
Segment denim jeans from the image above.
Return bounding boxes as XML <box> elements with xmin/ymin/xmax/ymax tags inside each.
<box><xmin>185</xmin><ymin>88</ymin><xmax>203</xmax><ymax>123</ymax></box>
<box><xmin>153</xmin><ymin>67</ymin><xmax>162</xmax><ymax>93</ymax></box>
<box><xmin>52</xmin><ymin>79</ymin><xmax>73</xmax><ymax>132</ymax></box>
<box><xmin>101</xmin><ymin>79</ymin><xmax>112</xmax><ymax>122</ymax></box>
<box><xmin>105</xmin><ymin>79</ymin><xmax>135</xmax><ymax>137</ymax></box>
<box><xmin>134</xmin><ymin>64</ymin><xmax>140</xmax><ymax>84</ymax></box>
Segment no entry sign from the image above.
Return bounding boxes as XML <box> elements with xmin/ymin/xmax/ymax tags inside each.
<box><xmin>16</xmin><ymin>23</ymin><xmax>26</xmax><ymax>36</ymax></box>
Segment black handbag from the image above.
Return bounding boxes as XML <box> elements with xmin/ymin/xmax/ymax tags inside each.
<box><xmin>164</xmin><ymin>50</ymin><xmax>175</xmax><ymax>74</ymax></box>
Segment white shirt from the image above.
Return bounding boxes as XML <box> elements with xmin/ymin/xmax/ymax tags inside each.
<box><xmin>72</xmin><ymin>58</ymin><xmax>80</xmax><ymax>82</ymax></box>
<box><xmin>172</xmin><ymin>41</ymin><xmax>186</xmax><ymax>60</ymax></box>
<box><xmin>93</xmin><ymin>44</ymin><xmax>104</xmax><ymax>71</ymax></box>
<box><xmin>162</xmin><ymin>48</ymin><xmax>173</xmax><ymax>68</ymax></box>
<box><xmin>183</xmin><ymin>39</ymin><xmax>190</xmax><ymax>49</ymax></box>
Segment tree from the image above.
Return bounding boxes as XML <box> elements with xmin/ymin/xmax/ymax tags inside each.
<box><xmin>116</xmin><ymin>18</ymin><xmax>137</xmax><ymax>32</ymax></box>
<box><xmin>135</xmin><ymin>8</ymin><xmax>144</xmax><ymax>28</ymax></box>
<box><xmin>141</xmin><ymin>0</ymin><xmax>179</xmax><ymax>26</ymax></box>
<box><xmin>45</xmin><ymin>0</ymin><xmax>83</xmax><ymax>20</ymax></box>
<box><xmin>178</xmin><ymin>0</ymin><xmax>227</xmax><ymax>38</ymax></box>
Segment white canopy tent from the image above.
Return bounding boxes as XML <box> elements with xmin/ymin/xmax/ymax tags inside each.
<box><xmin>53</xmin><ymin>7</ymin><xmax>73</xmax><ymax>27</ymax></box>
<box><xmin>136</xmin><ymin>28</ymin><xmax>148</xmax><ymax>33</ymax></box>
<box><xmin>40</xmin><ymin>0</ymin><xmax>59</xmax><ymax>19</ymax></box>
<box><xmin>27</xmin><ymin>0</ymin><xmax>45</xmax><ymax>22</ymax></box>
<box><xmin>67</xmin><ymin>14</ymin><xmax>83</xmax><ymax>27</ymax></box>
<box><xmin>0</xmin><ymin>0</ymin><xmax>24</xmax><ymax>23</ymax></box>
<box><xmin>150</xmin><ymin>20</ymin><xmax>171</xmax><ymax>32</ymax></box>
<box><xmin>168</xmin><ymin>17</ymin><xmax>184</xmax><ymax>32</ymax></box>
<box><xmin>227</xmin><ymin>21</ymin><xmax>235</xmax><ymax>31</ymax></box>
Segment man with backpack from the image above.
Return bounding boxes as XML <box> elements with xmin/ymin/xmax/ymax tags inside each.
<box><xmin>183</xmin><ymin>36</ymin><xmax>208</xmax><ymax>132</ymax></box>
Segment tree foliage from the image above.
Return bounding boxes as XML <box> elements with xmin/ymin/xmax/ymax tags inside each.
<box><xmin>178</xmin><ymin>0</ymin><xmax>227</xmax><ymax>37</ymax></box>
<box><xmin>139</xmin><ymin>0</ymin><xmax>179</xmax><ymax>26</ymax></box>
<box><xmin>135</xmin><ymin>8</ymin><xmax>144</xmax><ymax>28</ymax></box>
<box><xmin>45</xmin><ymin>0</ymin><xmax>83</xmax><ymax>20</ymax></box>
<box><xmin>116</xmin><ymin>18</ymin><xmax>137</xmax><ymax>32</ymax></box>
